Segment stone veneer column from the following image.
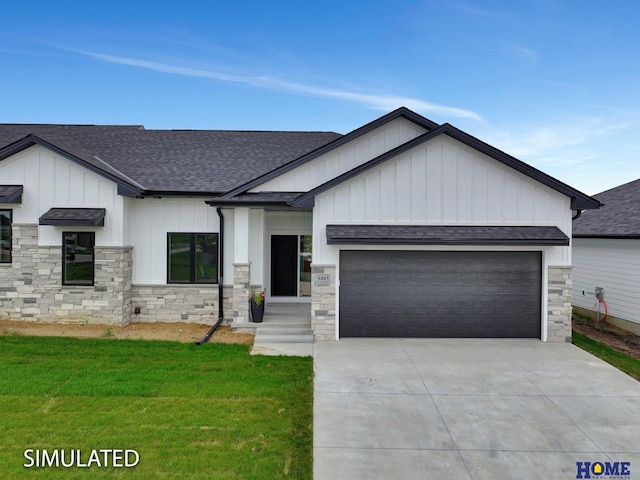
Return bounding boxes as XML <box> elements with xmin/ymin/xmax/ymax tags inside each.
<box><xmin>311</xmin><ymin>264</ymin><xmax>336</xmax><ymax>341</ymax></box>
<box><xmin>547</xmin><ymin>265</ymin><xmax>572</xmax><ymax>342</ymax></box>
<box><xmin>232</xmin><ymin>263</ymin><xmax>251</xmax><ymax>324</ymax></box>
<box><xmin>93</xmin><ymin>246</ymin><xmax>133</xmax><ymax>325</ymax></box>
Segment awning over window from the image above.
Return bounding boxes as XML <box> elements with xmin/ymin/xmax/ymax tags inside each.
<box><xmin>39</xmin><ymin>208</ymin><xmax>106</xmax><ymax>227</ymax></box>
<box><xmin>326</xmin><ymin>224</ymin><xmax>570</xmax><ymax>246</ymax></box>
<box><xmin>0</xmin><ymin>185</ymin><xmax>23</xmax><ymax>203</ymax></box>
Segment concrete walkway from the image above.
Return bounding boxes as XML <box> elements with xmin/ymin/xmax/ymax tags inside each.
<box><xmin>313</xmin><ymin>339</ymin><xmax>640</xmax><ymax>480</ymax></box>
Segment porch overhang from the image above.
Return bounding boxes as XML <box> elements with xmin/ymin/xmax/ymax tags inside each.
<box><xmin>206</xmin><ymin>192</ymin><xmax>310</xmax><ymax>210</ymax></box>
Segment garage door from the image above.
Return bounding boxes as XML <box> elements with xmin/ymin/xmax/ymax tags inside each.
<box><xmin>339</xmin><ymin>251</ymin><xmax>541</xmax><ymax>338</ymax></box>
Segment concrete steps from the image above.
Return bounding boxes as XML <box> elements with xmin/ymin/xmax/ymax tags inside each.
<box><xmin>249</xmin><ymin>303</ymin><xmax>313</xmax><ymax>356</ymax></box>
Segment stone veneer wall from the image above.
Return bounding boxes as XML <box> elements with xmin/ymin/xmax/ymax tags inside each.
<box><xmin>130</xmin><ymin>285</ymin><xmax>232</xmax><ymax>324</ymax></box>
<box><xmin>547</xmin><ymin>265</ymin><xmax>572</xmax><ymax>342</ymax></box>
<box><xmin>311</xmin><ymin>264</ymin><xmax>336</xmax><ymax>341</ymax></box>
<box><xmin>0</xmin><ymin>224</ymin><xmax>133</xmax><ymax>325</ymax></box>
<box><xmin>1</xmin><ymin>224</ymin><xmax>230</xmax><ymax>326</ymax></box>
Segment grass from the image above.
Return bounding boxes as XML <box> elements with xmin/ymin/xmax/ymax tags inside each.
<box><xmin>572</xmin><ymin>330</ymin><xmax>640</xmax><ymax>381</ymax></box>
<box><xmin>0</xmin><ymin>336</ymin><xmax>313</xmax><ymax>479</ymax></box>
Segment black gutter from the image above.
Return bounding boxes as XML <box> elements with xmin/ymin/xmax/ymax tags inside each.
<box><xmin>196</xmin><ymin>207</ymin><xmax>225</xmax><ymax>345</ymax></box>
<box><xmin>573</xmin><ymin>234</ymin><xmax>640</xmax><ymax>239</ymax></box>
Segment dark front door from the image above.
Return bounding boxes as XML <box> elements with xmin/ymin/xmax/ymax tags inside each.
<box><xmin>271</xmin><ymin>235</ymin><xmax>298</xmax><ymax>296</ymax></box>
<box><xmin>339</xmin><ymin>250</ymin><xmax>542</xmax><ymax>338</ymax></box>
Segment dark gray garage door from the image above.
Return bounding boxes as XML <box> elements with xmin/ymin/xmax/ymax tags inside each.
<box><xmin>339</xmin><ymin>251</ymin><xmax>541</xmax><ymax>338</ymax></box>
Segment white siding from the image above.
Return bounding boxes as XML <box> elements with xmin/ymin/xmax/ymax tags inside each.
<box><xmin>126</xmin><ymin>198</ymin><xmax>219</xmax><ymax>284</ymax></box>
<box><xmin>572</xmin><ymin>238</ymin><xmax>640</xmax><ymax>326</ymax></box>
<box><xmin>313</xmin><ymin>136</ymin><xmax>572</xmax><ymax>266</ymax></box>
<box><xmin>251</xmin><ymin>118</ymin><xmax>427</xmax><ymax>192</ymax></box>
<box><xmin>0</xmin><ymin>145</ymin><xmax>124</xmax><ymax>246</ymax></box>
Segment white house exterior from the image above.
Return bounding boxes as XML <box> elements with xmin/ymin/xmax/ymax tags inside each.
<box><xmin>572</xmin><ymin>180</ymin><xmax>640</xmax><ymax>335</ymax></box>
<box><xmin>0</xmin><ymin>108</ymin><xmax>601</xmax><ymax>341</ymax></box>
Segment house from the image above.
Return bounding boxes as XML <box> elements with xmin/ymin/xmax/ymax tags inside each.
<box><xmin>572</xmin><ymin>179</ymin><xmax>640</xmax><ymax>335</ymax></box>
<box><xmin>0</xmin><ymin>107</ymin><xmax>601</xmax><ymax>342</ymax></box>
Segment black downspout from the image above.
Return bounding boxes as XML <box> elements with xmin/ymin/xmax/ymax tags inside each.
<box><xmin>196</xmin><ymin>207</ymin><xmax>225</xmax><ymax>345</ymax></box>
<box><xmin>572</xmin><ymin>209</ymin><xmax>583</xmax><ymax>220</ymax></box>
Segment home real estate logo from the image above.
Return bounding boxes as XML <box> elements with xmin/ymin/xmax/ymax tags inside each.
<box><xmin>576</xmin><ymin>461</ymin><xmax>630</xmax><ymax>479</ymax></box>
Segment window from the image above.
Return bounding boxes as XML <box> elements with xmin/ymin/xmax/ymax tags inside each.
<box><xmin>0</xmin><ymin>210</ymin><xmax>11</xmax><ymax>263</ymax></box>
<box><xmin>62</xmin><ymin>232</ymin><xmax>95</xmax><ymax>286</ymax></box>
<box><xmin>168</xmin><ymin>233</ymin><xmax>218</xmax><ymax>284</ymax></box>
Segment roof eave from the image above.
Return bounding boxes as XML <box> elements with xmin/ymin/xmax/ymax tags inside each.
<box><xmin>573</xmin><ymin>234</ymin><xmax>640</xmax><ymax>239</ymax></box>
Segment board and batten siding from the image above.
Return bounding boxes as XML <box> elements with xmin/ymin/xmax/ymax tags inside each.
<box><xmin>313</xmin><ymin>136</ymin><xmax>572</xmax><ymax>265</ymax></box>
<box><xmin>250</xmin><ymin>118</ymin><xmax>427</xmax><ymax>193</ymax></box>
<box><xmin>0</xmin><ymin>145</ymin><xmax>124</xmax><ymax>246</ymax></box>
<box><xmin>126</xmin><ymin>198</ymin><xmax>220</xmax><ymax>285</ymax></box>
<box><xmin>572</xmin><ymin>238</ymin><xmax>640</xmax><ymax>326</ymax></box>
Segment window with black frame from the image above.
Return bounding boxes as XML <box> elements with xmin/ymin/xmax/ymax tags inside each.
<box><xmin>167</xmin><ymin>233</ymin><xmax>218</xmax><ymax>284</ymax></box>
<box><xmin>62</xmin><ymin>232</ymin><xmax>95</xmax><ymax>286</ymax></box>
<box><xmin>0</xmin><ymin>210</ymin><xmax>11</xmax><ymax>263</ymax></box>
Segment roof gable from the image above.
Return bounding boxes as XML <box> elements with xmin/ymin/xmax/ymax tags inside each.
<box><xmin>291</xmin><ymin>123</ymin><xmax>601</xmax><ymax>210</ymax></box>
<box><xmin>0</xmin><ymin>134</ymin><xmax>145</xmax><ymax>195</ymax></box>
<box><xmin>222</xmin><ymin>107</ymin><xmax>439</xmax><ymax>198</ymax></box>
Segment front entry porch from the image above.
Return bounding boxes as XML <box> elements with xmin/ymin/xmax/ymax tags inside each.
<box><xmin>232</xmin><ymin>302</ymin><xmax>313</xmax><ymax>356</ymax></box>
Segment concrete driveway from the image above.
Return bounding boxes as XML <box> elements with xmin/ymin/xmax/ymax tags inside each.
<box><xmin>313</xmin><ymin>339</ymin><xmax>640</xmax><ymax>480</ymax></box>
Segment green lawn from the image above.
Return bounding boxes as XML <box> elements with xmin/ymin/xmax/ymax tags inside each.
<box><xmin>0</xmin><ymin>335</ymin><xmax>313</xmax><ymax>479</ymax></box>
<box><xmin>573</xmin><ymin>330</ymin><xmax>640</xmax><ymax>381</ymax></box>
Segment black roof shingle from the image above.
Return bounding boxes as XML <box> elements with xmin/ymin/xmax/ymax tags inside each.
<box><xmin>326</xmin><ymin>224</ymin><xmax>570</xmax><ymax>246</ymax></box>
<box><xmin>0</xmin><ymin>124</ymin><xmax>341</xmax><ymax>194</ymax></box>
<box><xmin>573</xmin><ymin>178</ymin><xmax>640</xmax><ymax>237</ymax></box>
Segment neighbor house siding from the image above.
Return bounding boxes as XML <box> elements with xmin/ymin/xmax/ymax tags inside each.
<box><xmin>250</xmin><ymin>118</ymin><xmax>427</xmax><ymax>192</ymax></box>
<box><xmin>0</xmin><ymin>145</ymin><xmax>125</xmax><ymax>246</ymax></box>
<box><xmin>572</xmin><ymin>238</ymin><xmax>640</xmax><ymax>327</ymax></box>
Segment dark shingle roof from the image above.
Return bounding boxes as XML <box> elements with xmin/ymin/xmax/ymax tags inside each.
<box><xmin>326</xmin><ymin>224</ymin><xmax>570</xmax><ymax>246</ymax></box>
<box><xmin>573</xmin><ymin>178</ymin><xmax>640</xmax><ymax>237</ymax></box>
<box><xmin>39</xmin><ymin>208</ymin><xmax>106</xmax><ymax>226</ymax></box>
<box><xmin>0</xmin><ymin>124</ymin><xmax>341</xmax><ymax>194</ymax></box>
<box><xmin>0</xmin><ymin>185</ymin><xmax>23</xmax><ymax>203</ymax></box>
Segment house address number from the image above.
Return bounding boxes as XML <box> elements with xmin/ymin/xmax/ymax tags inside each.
<box><xmin>315</xmin><ymin>274</ymin><xmax>331</xmax><ymax>286</ymax></box>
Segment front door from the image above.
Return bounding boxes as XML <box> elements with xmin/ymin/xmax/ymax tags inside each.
<box><xmin>271</xmin><ymin>235</ymin><xmax>298</xmax><ymax>296</ymax></box>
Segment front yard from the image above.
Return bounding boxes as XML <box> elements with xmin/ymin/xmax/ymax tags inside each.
<box><xmin>0</xmin><ymin>335</ymin><xmax>313</xmax><ymax>479</ymax></box>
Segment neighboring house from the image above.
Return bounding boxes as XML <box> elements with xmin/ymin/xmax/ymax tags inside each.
<box><xmin>0</xmin><ymin>107</ymin><xmax>600</xmax><ymax>342</ymax></box>
<box><xmin>572</xmin><ymin>179</ymin><xmax>640</xmax><ymax>335</ymax></box>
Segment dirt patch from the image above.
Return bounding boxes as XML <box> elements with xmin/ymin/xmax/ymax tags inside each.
<box><xmin>0</xmin><ymin>319</ymin><xmax>254</xmax><ymax>346</ymax></box>
<box><xmin>572</xmin><ymin>315</ymin><xmax>640</xmax><ymax>360</ymax></box>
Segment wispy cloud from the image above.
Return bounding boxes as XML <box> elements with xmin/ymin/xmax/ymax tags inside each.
<box><xmin>506</xmin><ymin>43</ymin><xmax>538</xmax><ymax>62</ymax></box>
<box><xmin>481</xmin><ymin>116</ymin><xmax>633</xmax><ymax>160</ymax></box>
<box><xmin>449</xmin><ymin>2</ymin><xmax>514</xmax><ymax>22</ymax></box>
<box><xmin>69</xmin><ymin>48</ymin><xmax>483</xmax><ymax>121</ymax></box>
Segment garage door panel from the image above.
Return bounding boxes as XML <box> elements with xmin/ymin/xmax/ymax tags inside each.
<box><xmin>339</xmin><ymin>251</ymin><xmax>541</xmax><ymax>338</ymax></box>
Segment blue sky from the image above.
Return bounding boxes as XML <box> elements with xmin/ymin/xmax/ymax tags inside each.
<box><xmin>2</xmin><ymin>0</ymin><xmax>639</xmax><ymax>195</ymax></box>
